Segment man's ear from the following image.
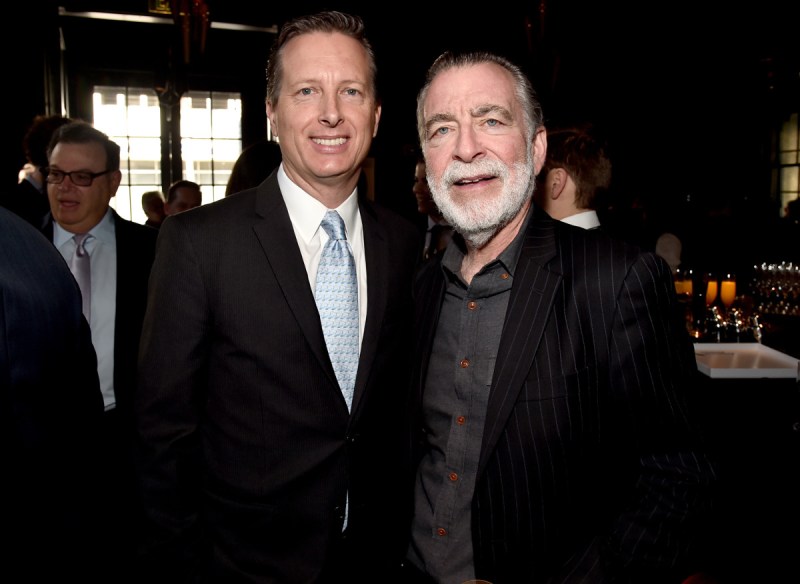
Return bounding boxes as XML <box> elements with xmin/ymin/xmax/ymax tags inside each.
<box><xmin>532</xmin><ymin>127</ymin><xmax>547</xmax><ymax>174</ymax></box>
<box><xmin>266</xmin><ymin>102</ymin><xmax>278</xmax><ymax>139</ymax></box>
<box><xmin>549</xmin><ymin>168</ymin><xmax>568</xmax><ymax>199</ymax></box>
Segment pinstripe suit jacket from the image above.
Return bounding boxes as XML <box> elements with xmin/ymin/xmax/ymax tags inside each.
<box><xmin>409</xmin><ymin>207</ymin><xmax>717</xmax><ymax>584</ymax></box>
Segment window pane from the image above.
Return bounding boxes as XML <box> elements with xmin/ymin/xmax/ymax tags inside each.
<box><xmin>93</xmin><ymin>86</ymin><xmax>162</xmax><ymax>222</ymax></box>
<box><xmin>180</xmin><ymin>90</ymin><xmax>242</xmax><ymax>203</ymax></box>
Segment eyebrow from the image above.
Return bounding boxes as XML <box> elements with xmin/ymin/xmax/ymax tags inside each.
<box><xmin>424</xmin><ymin>103</ymin><xmax>514</xmax><ymax>135</ymax></box>
<box><xmin>471</xmin><ymin>104</ymin><xmax>513</xmax><ymax>122</ymax></box>
<box><xmin>424</xmin><ymin>113</ymin><xmax>456</xmax><ymax>135</ymax></box>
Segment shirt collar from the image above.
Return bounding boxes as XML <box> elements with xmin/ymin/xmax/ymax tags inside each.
<box><xmin>278</xmin><ymin>164</ymin><xmax>359</xmax><ymax>243</ymax></box>
<box><xmin>53</xmin><ymin>207</ymin><xmax>115</xmax><ymax>248</ymax></box>
<box><xmin>561</xmin><ymin>210</ymin><xmax>600</xmax><ymax>229</ymax></box>
<box><xmin>440</xmin><ymin>203</ymin><xmax>533</xmax><ymax>282</ymax></box>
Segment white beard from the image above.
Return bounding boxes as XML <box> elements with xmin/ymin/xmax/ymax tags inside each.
<box><xmin>428</xmin><ymin>153</ymin><xmax>534</xmax><ymax>249</ymax></box>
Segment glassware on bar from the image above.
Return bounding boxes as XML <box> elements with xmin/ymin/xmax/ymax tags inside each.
<box><xmin>720</xmin><ymin>273</ymin><xmax>736</xmax><ymax>309</ymax></box>
<box><xmin>705</xmin><ymin>272</ymin><xmax>718</xmax><ymax>306</ymax></box>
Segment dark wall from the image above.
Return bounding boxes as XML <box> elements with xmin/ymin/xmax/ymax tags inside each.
<box><xmin>9</xmin><ymin>1</ymin><xmax>799</xmax><ymax>231</ymax></box>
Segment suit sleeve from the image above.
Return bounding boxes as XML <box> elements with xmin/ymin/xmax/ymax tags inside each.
<box><xmin>600</xmin><ymin>251</ymin><xmax>717</xmax><ymax>582</ymax></box>
<box><xmin>135</xmin><ymin>216</ymin><xmax>209</xmax><ymax>578</ymax></box>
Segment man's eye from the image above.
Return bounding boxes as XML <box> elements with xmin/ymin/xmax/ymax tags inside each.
<box><xmin>435</xmin><ymin>127</ymin><xmax>450</xmax><ymax>136</ymax></box>
<box><xmin>344</xmin><ymin>88</ymin><xmax>359</xmax><ymax>96</ymax></box>
<box><xmin>300</xmin><ymin>88</ymin><xmax>313</xmax><ymax>95</ymax></box>
<box><xmin>74</xmin><ymin>173</ymin><xmax>92</xmax><ymax>182</ymax></box>
<box><xmin>486</xmin><ymin>119</ymin><xmax>499</xmax><ymax>127</ymax></box>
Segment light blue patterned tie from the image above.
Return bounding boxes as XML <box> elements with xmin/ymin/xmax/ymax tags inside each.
<box><xmin>315</xmin><ymin>210</ymin><xmax>359</xmax><ymax>411</ymax></box>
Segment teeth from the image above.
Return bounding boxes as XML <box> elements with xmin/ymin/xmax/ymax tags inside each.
<box><xmin>314</xmin><ymin>138</ymin><xmax>346</xmax><ymax>146</ymax></box>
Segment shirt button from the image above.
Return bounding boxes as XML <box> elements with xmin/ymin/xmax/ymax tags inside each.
<box><xmin>467</xmin><ymin>300</ymin><xmax>477</xmax><ymax>310</ymax></box>
<box><xmin>437</xmin><ymin>528</ymin><xmax>447</xmax><ymax>537</ymax></box>
<box><xmin>456</xmin><ymin>416</ymin><xmax>466</xmax><ymax>425</ymax></box>
<box><xmin>460</xmin><ymin>359</ymin><xmax>470</xmax><ymax>368</ymax></box>
<box><xmin>449</xmin><ymin>472</ymin><xmax>458</xmax><ymax>482</ymax></box>
<box><xmin>500</xmin><ymin>272</ymin><xmax>510</xmax><ymax>280</ymax></box>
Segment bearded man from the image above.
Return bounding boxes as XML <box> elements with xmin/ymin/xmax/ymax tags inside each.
<box><xmin>398</xmin><ymin>50</ymin><xmax>718</xmax><ymax>584</ymax></box>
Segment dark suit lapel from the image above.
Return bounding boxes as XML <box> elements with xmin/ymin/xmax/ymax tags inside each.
<box><xmin>478</xmin><ymin>211</ymin><xmax>562</xmax><ymax>475</ymax></box>
<box><xmin>251</xmin><ymin>178</ymin><xmax>335</xmax><ymax>386</ymax></box>
<box><xmin>351</xmin><ymin>200</ymin><xmax>388</xmax><ymax>416</ymax></box>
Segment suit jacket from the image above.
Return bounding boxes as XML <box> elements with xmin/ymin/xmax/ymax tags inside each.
<box><xmin>43</xmin><ymin>208</ymin><xmax>158</xmax><ymax>419</ymax></box>
<box><xmin>136</xmin><ymin>172</ymin><xmax>420</xmax><ymax>583</ymax></box>
<box><xmin>0</xmin><ymin>207</ymin><xmax>104</xmax><ymax>579</ymax></box>
<box><xmin>408</xmin><ymin>208</ymin><xmax>717</xmax><ymax>584</ymax></box>
<box><xmin>43</xmin><ymin>208</ymin><xmax>157</xmax><ymax>579</ymax></box>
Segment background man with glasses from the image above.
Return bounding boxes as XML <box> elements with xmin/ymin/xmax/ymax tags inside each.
<box><xmin>42</xmin><ymin>120</ymin><xmax>157</xmax><ymax>582</ymax></box>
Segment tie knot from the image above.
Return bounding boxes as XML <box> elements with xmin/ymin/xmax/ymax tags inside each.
<box><xmin>320</xmin><ymin>210</ymin><xmax>347</xmax><ymax>241</ymax></box>
<box><xmin>73</xmin><ymin>233</ymin><xmax>92</xmax><ymax>257</ymax></box>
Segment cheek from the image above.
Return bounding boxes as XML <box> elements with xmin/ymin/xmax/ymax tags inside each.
<box><xmin>424</xmin><ymin>155</ymin><xmax>447</xmax><ymax>185</ymax></box>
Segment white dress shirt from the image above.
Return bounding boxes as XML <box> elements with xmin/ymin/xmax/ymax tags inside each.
<box><xmin>55</xmin><ymin>209</ymin><xmax>117</xmax><ymax>410</ymax></box>
<box><xmin>278</xmin><ymin>164</ymin><xmax>367</xmax><ymax>346</ymax></box>
<box><xmin>560</xmin><ymin>209</ymin><xmax>601</xmax><ymax>230</ymax></box>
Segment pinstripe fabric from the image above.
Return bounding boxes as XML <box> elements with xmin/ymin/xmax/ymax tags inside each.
<box><xmin>410</xmin><ymin>209</ymin><xmax>717</xmax><ymax>584</ymax></box>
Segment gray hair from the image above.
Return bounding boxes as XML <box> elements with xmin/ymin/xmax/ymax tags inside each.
<box><xmin>416</xmin><ymin>51</ymin><xmax>543</xmax><ymax>147</ymax></box>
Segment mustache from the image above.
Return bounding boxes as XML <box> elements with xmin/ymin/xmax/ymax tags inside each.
<box><xmin>440</xmin><ymin>159</ymin><xmax>509</xmax><ymax>186</ymax></box>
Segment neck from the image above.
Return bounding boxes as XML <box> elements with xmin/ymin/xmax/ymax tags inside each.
<box><xmin>283</xmin><ymin>164</ymin><xmax>360</xmax><ymax>209</ymax></box>
<box><xmin>460</xmin><ymin>201</ymin><xmax>531</xmax><ymax>285</ymax></box>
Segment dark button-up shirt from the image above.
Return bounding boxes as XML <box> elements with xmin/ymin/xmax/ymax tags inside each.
<box><xmin>408</xmin><ymin>212</ymin><xmax>530</xmax><ymax>583</ymax></box>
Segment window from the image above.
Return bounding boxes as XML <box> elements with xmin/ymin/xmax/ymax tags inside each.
<box><xmin>93</xmin><ymin>87</ymin><xmax>162</xmax><ymax>224</ymax></box>
<box><xmin>777</xmin><ymin>112</ymin><xmax>799</xmax><ymax>216</ymax></box>
<box><xmin>92</xmin><ymin>86</ymin><xmax>242</xmax><ymax>223</ymax></box>
<box><xmin>180</xmin><ymin>90</ymin><xmax>242</xmax><ymax>203</ymax></box>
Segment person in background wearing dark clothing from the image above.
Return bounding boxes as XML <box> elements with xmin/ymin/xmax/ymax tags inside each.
<box><xmin>413</xmin><ymin>153</ymin><xmax>453</xmax><ymax>261</ymax></box>
<box><xmin>0</xmin><ymin>205</ymin><xmax>104</xmax><ymax>580</ymax></box>
<box><xmin>2</xmin><ymin>114</ymin><xmax>71</xmax><ymax>226</ymax></box>
<box><xmin>165</xmin><ymin>179</ymin><xmax>202</xmax><ymax>215</ymax></box>
<box><xmin>142</xmin><ymin>189</ymin><xmax>166</xmax><ymax>229</ymax></box>
<box><xmin>400</xmin><ymin>50</ymin><xmax>718</xmax><ymax>584</ymax></box>
<box><xmin>43</xmin><ymin>120</ymin><xmax>157</xmax><ymax>582</ymax></box>
<box><xmin>533</xmin><ymin>124</ymin><xmax>612</xmax><ymax>230</ymax></box>
<box><xmin>225</xmin><ymin>138</ymin><xmax>283</xmax><ymax>196</ymax></box>
<box><xmin>136</xmin><ymin>11</ymin><xmax>419</xmax><ymax>583</ymax></box>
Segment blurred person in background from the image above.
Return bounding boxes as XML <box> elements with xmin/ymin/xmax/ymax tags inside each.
<box><xmin>164</xmin><ymin>179</ymin><xmax>202</xmax><ymax>215</ymax></box>
<box><xmin>2</xmin><ymin>114</ymin><xmax>71</xmax><ymax>226</ymax></box>
<box><xmin>141</xmin><ymin>189</ymin><xmax>166</xmax><ymax>229</ymax></box>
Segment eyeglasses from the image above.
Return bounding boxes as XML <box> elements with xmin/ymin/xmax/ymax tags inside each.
<box><xmin>44</xmin><ymin>168</ymin><xmax>113</xmax><ymax>186</ymax></box>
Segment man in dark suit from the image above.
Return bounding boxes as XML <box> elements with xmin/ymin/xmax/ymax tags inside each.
<box><xmin>135</xmin><ymin>11</ymin><xmax>419</xmax><ymax>583</ymax></box>
<box><xmin>533</xmin><ymin>124</ymin><xmax>612</xmax><ymax>230</ymax></box>
<box><xmin>401</xmin><ymin>51</ymin><xmax>718</xmax><ymax>584</ymax></box>
<box><xmin>43</xmin><ymin>120</ymin><xmax>157</xmax><ymax>579</ymax></box>
<box><xmin>412</xmin><ymin>153</ymin><xmax>453</xmax><ymax>261</ymax></box>
<box><xmin>1</xmin><ymin>206</ymin><xmax>103</xmax><ymax>578</ymax></box>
